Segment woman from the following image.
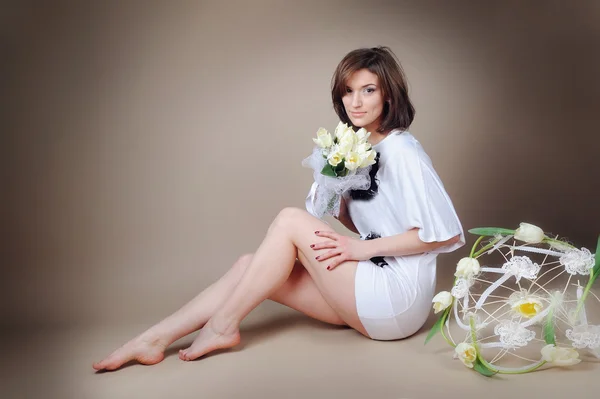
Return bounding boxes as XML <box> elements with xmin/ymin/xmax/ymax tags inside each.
<box><xmin>93</xmin><ymin>46</ymin><xmax>465</xmax><ymax>371</ymax></box>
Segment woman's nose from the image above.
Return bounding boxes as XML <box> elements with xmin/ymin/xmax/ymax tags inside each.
<box><xmin>352</xmin><ymin>93</ymin><xmax>362</xmax><ymax>107</ymax></box>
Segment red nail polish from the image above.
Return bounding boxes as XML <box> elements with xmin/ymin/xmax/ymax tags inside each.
<box><xmin>315</xmin><ymin>256</ymin><xmax>319</xmax><ymax>260</ymax></box>
<box><xmin>310</xmin><ymin>244</ymin><xmax>314</xmax><ymax>248</ymax></box>
<box><xmin>327</xmin><ymin>266</ymin><xmax>331</xmax><ymax>270</ymax></box>
<box><xmin>315</xmin><ymin>231</ymin><xmax>319</xmax><ymax>234</ymax></box>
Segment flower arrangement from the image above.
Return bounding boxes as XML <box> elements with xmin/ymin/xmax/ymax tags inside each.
<box><xmin>302</xmin><ymin>122</ymin><xmax>378</xmax><ymax>218</ymax></box>
<box><xmin>426</xmin><ymin>222</ymin><xmax>600</xmax><ymax>377</ymax></box>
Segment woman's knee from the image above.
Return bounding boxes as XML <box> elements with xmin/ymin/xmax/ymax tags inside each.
<box><xmin>269</xmin><ymin>207</ymin><xmax>308</xmax><ymax>233</ymax></box>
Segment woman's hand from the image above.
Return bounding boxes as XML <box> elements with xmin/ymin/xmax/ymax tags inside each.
<box><xmin>310</xmin><ymin>230</ymin><xmax>372</xmax><ymax>270</ymax></box>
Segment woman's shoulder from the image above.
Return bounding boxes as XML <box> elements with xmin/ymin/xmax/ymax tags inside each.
<box><xmin>388</xmin><ymin>129</ymin><xmax>423</xmax><ymax>147</ymax></box>
<box><xmin>379</xmin><ymin>130</ymin><xmax>429</xmax><ymax>164</ymax></box>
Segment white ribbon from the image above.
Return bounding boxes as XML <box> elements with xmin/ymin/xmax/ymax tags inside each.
<box><xmin>576</xmin><ymin>283</ymin><xmax>588</xmax><ymax>326</ymax></box>
<box><xmin>487</xmin><ymin>235</ymin><xmax>513</xmax><ymax>254</ymax></box>
<box><xmin>510</xmin><ymin>246</ymin><xmax>565</xmax><ymax>257</ymax></box>
<box><xmin>475</xmin><ymin>272</ymin><xmax>511</xmax><ymax>310</ymax></box>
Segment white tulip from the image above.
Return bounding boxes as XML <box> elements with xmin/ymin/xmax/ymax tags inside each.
<box><xmin>343</xmin><ymin>124</ymin><xmax>356</xmax><ymax>136</ymax></box>
<box><xmin>507</xmin><ymin>289</ymin><xmax>544</xmax><ymax>318</ymax></box>
<box><xmin>328</xmin><ymin>127</ymin><xmax>349</xmax><ymax>151</ymax></box>
<box><xmin>334</xmin><ymin>121</ymin><xmax>349</xmax><ymax>140</ymax></box>
<box><xmin>355</xmin><ymin>142</ymin><xmax>372</xmax><ymax>156</ymax></box>
<box><xmin>359</xmin><ymin>149</ymin><xmax>377</xmax><ymax>168</ymax></box>
<box><xmin>541</xmin><ymin>344</ymin><xmax>581</xmax><ymax>367</ymax></box>
<box><xmin>344</xmin><ymin>152</ymin><xmax>361</xmax><ymax>171</ymax></box>
<box><xmin>511</xmin><ymin>297</ymin><xmax>544</xmax><ymax>318</ymax></box>
<box><xmin>514</xmin><ymin>222</ymin><xmax>545</xmax><ymax>244</ymax></box>
<box><xmin>355</xmin><ymin>128</ymin><xmax>371</xmax><ymax>144</ymax></box>
<box><xmin>338</xmin><ymin>137</ymin><xmax>354</xmax><ymax>154</ymax></box>
<box><xmin>432</xmin><ymin>291</ymin><xmax>453</xmax><ymax>314</ymax></box>
<box><xmin>454</xmin><ymin>257</ymin><xmax>481</xmax><ymax>279</ymax></box>
<box><xmin>327</xmin><ymin>151</ymin><xmax>343</xmax><ymax>167</ymax></box>
<box><xmin>341</xmin><ymin>128</ymin><xmax>357</xmax><ymax>146</ymax></box>
<box><xmin>312</xmin><ymin>127</ymin><xmax>333</xmax><ymax>148</ymax></box>
<box><xmin>455</xmin><ymin>343</ymin><xmax>477</xmax><ymax>368</ymax></box>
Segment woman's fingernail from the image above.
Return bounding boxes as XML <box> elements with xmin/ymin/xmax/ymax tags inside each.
<box><xmin>315</xmin><ymin>231</ymin><xmax>319</xmax><ymax>234</ymax></box>
<box><xmin>315</xmin><ymin>256</ymin><xmax>319</xmax><ymax>259</ymax></box>
<box><xmin>310</xmin><ymin>244</ymin><xmax>314</xmax><ymax>248</ymax></box>
<box><xmin>327</xmin><ymin>266</ymin><xmax>331</xmax><ymax>270</ymax></box>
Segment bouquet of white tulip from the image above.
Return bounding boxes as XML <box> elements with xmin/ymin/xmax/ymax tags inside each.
<box><xmin>302</xmin><ymin>122</ymin><xmax>378</xmax><ymax>218</ymax></box>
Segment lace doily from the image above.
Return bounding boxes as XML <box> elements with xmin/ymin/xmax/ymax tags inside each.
<box><xmin>560</xmin><ymin>248</ymin><xmax>595</xmax><ymax>276</ymax></box>
<box><xmin>566</xmin><ymin>324</ymin><xmax>600</xmax><ymax>349</ymax></box>
<box><xmin>494</xmin><ymin>320</ymin><xmax>536</xmax><ymax>348</ymax></box>
<box><xmin>451</xmin><ymin>278</ymin><xmax>473</xmax><ymax>299</ymax></box>
<box><xmin>501</xmin><ymin>256</ymin><xmax>541</xmax><ymax>282</ymax></box>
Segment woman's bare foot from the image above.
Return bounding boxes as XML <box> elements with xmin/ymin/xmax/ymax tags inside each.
<box><xmin>93</xmin><ymin>332</ymin><xmax>168</xmax><ymax>371</ymax></box>
<box><xmin>178</xmin><ymin>320</ymin><xmax>240</xmax><ymax>361</ymax></box>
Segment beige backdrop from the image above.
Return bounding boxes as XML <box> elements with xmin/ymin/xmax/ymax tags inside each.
<box><xmin>3</xmin><ymin>1</ymin><xmax>600</xmax><ymax>331</ymax></box>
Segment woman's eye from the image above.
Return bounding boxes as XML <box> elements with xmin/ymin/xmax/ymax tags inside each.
<box><xmin>345</xmin><ymin>88</ymin><xmax>352</xmax><ymax>93</ymax></box>
<box><xmin>365</xmin><ymin>87</ymin><xmax>375</xmax><ymax>93</ymax></box>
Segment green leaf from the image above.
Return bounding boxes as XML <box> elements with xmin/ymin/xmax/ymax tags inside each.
<box><xmin>592</xmin><ymin>235</ymin><xmax>600</xmax><ymax>279</ymax></box>
<box><xmin>320</xmin><ymin>164</ymin><xmax>337</xmax><ymax>177</ymax></box>
<box><xmin>468</xmin><ymin>227</ymin><xmax>516</xmax><ymax>237</ymax></box>
<box><xmin>473</xmin><ymin>358</ymin><xmax>497</xmax><ymax>377</ymax></box>
<box><xmin>424</xmin><ymin>310</ymin><xmax>447</xmax><ymax>345</ymax></box>
<box><xmin>543</xmin><ymin>308</ymin><xmax>556</xmax><ymax>345</ymax></box>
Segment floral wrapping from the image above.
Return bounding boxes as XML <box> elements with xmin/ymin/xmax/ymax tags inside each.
<box><xmin>301</xmin><ymin>146</ymin><xmax>372</xmax><ymax>218</ymax></box>
<box><xmin>302</xmin><ymin>122</ymin><xmax>378</xmax><ymax>218</ymax></box>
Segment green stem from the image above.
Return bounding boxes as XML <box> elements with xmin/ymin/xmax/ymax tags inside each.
<box><xmin>469</xmin><ymin>316</ymin><xmax>478</xmax><ymax>345</ymax></box>
<box><xmin>472</xmin><ymin>237</ymin><xmax>501</xmax><ymax>258</ymax></box>
<box><xmin>439</xmin><ymin>309</ymin><xmax>455</xmax><ymax>347</ymax></box>
<box><xmin>470</xmin><ymin>236</ymin><xmax>485</xmax><ymax>258</ymax></box>
<box><xmin>542</xmin><ymin>237</ymin><xmax>577</xmax><ymax>250</ymax></box>
<box><xmin>488</xmin><ymin>359</ymin><xmax>547</xmax><ymax>375</ymax></box>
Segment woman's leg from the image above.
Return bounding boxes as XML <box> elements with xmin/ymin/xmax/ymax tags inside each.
<box><xmin>92</xmin><ymin>253</ymin><xmax>254</xmax><ymax>371</ymax></box>
<box><xmin>178</xmin><ymin>207</ymin><xmax>368</xmax><ymax>361</ymax></box>
<box><xmin>93</xmin><ymin>253</ymin><xmax>346</xmax><ymax>371</ymax></box>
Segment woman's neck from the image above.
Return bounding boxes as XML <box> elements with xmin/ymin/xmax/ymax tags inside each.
<box><xmin>366</xmin><ymin>124</ymin><xmax>391</xmax><ymax>146</ymax></box>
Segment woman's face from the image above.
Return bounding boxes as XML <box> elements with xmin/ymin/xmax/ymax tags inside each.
<box><xmin>342</xmin><ymin>68</ymin><xmax>386</xmax><ymax>134</ymax></box>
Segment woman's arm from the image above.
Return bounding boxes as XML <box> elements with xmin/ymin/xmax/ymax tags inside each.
<box><xmin>334</xmin><ymin>196</ymin><xmax>359</xmax><ymax>235</ymax></box>
<box><xmin>363</xmin><ymin>228</ymin><xmax>461</xmax><ymax>258</ymax></box>
<box><xmin>312</xmin><ymin>228</ymin><xmax>462</xmax><ymax>270</ymax></box>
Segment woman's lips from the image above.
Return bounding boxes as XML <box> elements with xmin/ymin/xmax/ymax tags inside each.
<box><xmin>351</xmin><ymin>112</ymin><xmax>366</xmax><ymax>117</ymax></box>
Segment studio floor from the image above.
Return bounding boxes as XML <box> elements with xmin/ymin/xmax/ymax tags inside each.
<box><xmin>3</xmin><ymin>306</ymin><xmax>597</xmax><ymax>399</ymax></box>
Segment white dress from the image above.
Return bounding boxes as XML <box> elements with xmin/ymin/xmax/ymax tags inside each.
<box><xmin>305</xmin><ymin>129</ymin><xmax>465</xmax><ymax>340</ymax></box>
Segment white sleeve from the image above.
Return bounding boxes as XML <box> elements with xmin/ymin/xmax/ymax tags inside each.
<box><xmin>390</xmin><ymin>137</ymin><xmax>465</xmax><ymax>254</ymax></box>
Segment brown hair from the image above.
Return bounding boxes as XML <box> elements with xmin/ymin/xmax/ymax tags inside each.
<box><xmin>331</xmin><ymin>46</ymin><xmax>415</xmax><ymax>133</ymax></box>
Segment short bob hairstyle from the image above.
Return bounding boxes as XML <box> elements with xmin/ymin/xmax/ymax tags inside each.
<box><xmin>331</xmin><ymin>46</ymin><xmax>415</xmax><ymax>133</ymax></box>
